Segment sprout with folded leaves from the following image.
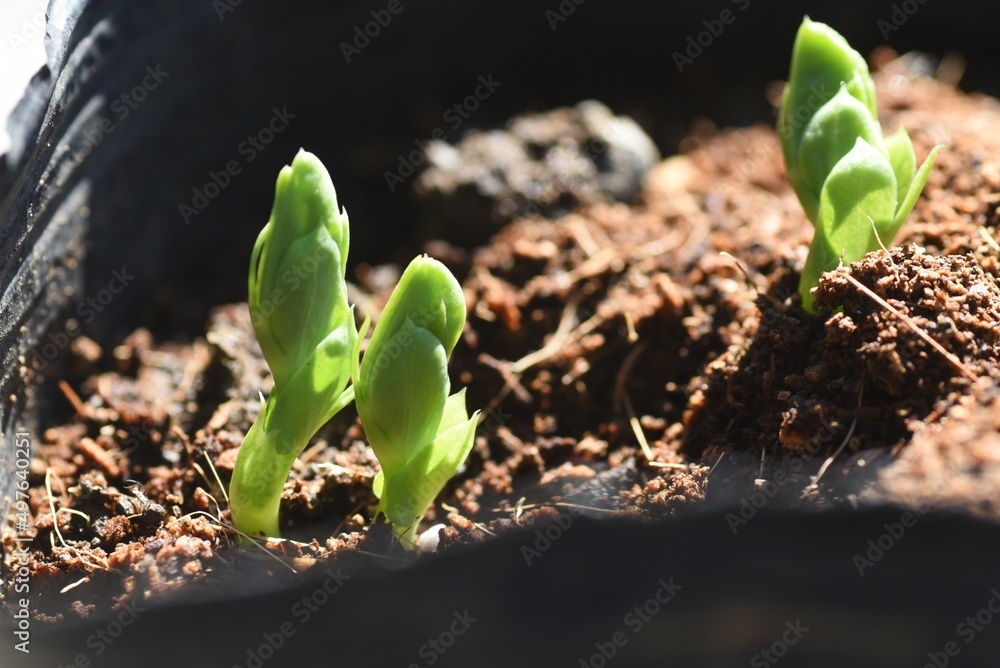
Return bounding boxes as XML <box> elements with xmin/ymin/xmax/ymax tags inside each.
<box><xmin>354</xmin><ymin>256</ymin><xmax>479</xmax><ymax>547</ymax></box>
<box><xmin>228</xmin><ymin>150</ymin><xmax>477</xmax><ymax>547</ymax></box>
<box><xmin>779</xmin><ymin>18</ymin><xmax>940</xmax><ymax>311</ymax></box>
<box><xmin>229</xmin><ymin>150</ymin><xmax>357</xmax><ymax>539</ymax></box>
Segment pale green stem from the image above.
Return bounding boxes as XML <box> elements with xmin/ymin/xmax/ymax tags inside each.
<box><xmin>229</xmin><ymin>386</ymin><xmax>355</xmax><ymax>541</ymax></box>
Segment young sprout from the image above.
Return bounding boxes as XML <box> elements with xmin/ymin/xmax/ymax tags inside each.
<box><xmin>779</xmin><ymin>18</ymin><xmax>940</xmax><ymax>311</ymax></box>
<box><xmin>355</xmin><ymin>256</ymin><xmax>480</xmax><ymax>547</ymax></box>
<box><xmin>229</xmin><ymin>150</ymin><xmax>358</xmax><ymax>538</ymax></box>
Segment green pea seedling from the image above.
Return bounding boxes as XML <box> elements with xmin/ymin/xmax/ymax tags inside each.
<box><xmin>229</xmin><ymin>151</ymin><xmax>477</xmax><ymax>547</ymax></box>
<box><xmin>355</xmin><ymin>256</ymin><xmax>479</xmax><ymax>546</ymax></box>
<box><xmin>229</xmin><ymin>151</ymin><xmax>358</xmax><ymax>539</ymax></box>
<box><xmin>779</xmin><ymin>18</ymin><xmax>940</xmax><ymax>311</ymax></box>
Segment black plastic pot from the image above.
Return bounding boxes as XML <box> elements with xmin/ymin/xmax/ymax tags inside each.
<box><xmin>15</xmin><ymin>508</ymin><xmax>1000</xmax><ymax>667</ymax></box>
<box><xmin>3</xmin><ymin>1</ymin><xmax>1000</xmax><ymax>665</ymax></box>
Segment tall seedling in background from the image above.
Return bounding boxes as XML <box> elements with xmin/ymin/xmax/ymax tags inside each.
<box><xmin>779</xmin><ymin>18</ymin><xmax>940</xmax><ymax>311</ymax></box>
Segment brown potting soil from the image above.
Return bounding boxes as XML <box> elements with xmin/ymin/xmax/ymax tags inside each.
<box><xmin>6</xmin><ymin>54</ymin><xmax>1000</xmax><ymax>620</ymax></box>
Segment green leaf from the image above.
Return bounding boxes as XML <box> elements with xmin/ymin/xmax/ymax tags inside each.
<box><xmin>261</xmin><ymin>323</ymin><xmax>357</xmax><ymax>453</ymax></box>
<box><xmin>437</xmin><ymin>388</ymin><xmax>473</xmax><ymax>437</ymax></box>
<box><xmin>884</xmin><ymin>126</ymin><xmax>916</xmax><ymax>212</ymax></box>
<box><xmin>356</xmin><ymin>256</ymin><xmax>467</xmax><ymax>476</ymax></box>
<box><xmin>800</xmin><ymin>138</ymin><xmax>897</xmax><ymax>311</ymax></box>
<box><xmin>365</xmin><ymin>256</ymin><xmax>466</xmax><ymax>362</ymax></box>
<box><xmin>266</xmin><ymin>151</ymin><xmax>350</xmax><ymax>280</ymax></box>
<box><xmin>818</xmin><ymin>138</ymin><xmax>897</xmax><ymax>261</ymax></box>
<box><xmin>248</xmin><ymin>150</ymin><xmax>354</xmax><ymax>386</ymax></box>
<box><xmin>377</xmin><ymin>392</ymin><xmax>479</xmax><ymax>545</ymax></box>
<box><xmin>795</xmin><ymin>86</ymin><xmax>886</xmax><ymax>221</ymax></box>
<box><xmin>264</xmin><ymin>236</ymin><xmax>348</xmax><ymax>382</ymax></box>
<box><xmin>427</xmin><ymin>393</ymin><xmax>479</xmax><ymax>489</ymax></box>
<box><xmin>779</xmin><ymin>18</ymin><xmax>875</xmax><ymax>183</ymax></box>
<box><xmin>357</xmin><ymin>318</ymin><xmax>450</xmax><ymax>475</ymax></box>
<box><xmin>843</xmin><ymin>70</ymin><xmax>877</xmax><ymax>120</ymax></box>
<box><xmin>248</xmin><ymin>218</ymin><xmax>270</xmax><ymax>307</ymax></box>
<box><xmin>889</xmin><ymin>144</ymin><xmax>941</xmax><ymax>239</ymax></box>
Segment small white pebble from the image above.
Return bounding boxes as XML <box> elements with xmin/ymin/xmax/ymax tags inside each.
<box><xmin>417</xmin><ymin>523</ymin><xmax>447</xmax><ymax>553</ymax></box>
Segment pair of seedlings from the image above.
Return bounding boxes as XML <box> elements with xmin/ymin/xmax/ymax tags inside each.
<box><xmin>228</xmin><ymin>151</ymin><xmax>477</xmax><ymax>547</ymax></box>
<box><xmin>227</xmin><ymin>18</ymin><xmax>938</xmax><ymax>544</ymax></box>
